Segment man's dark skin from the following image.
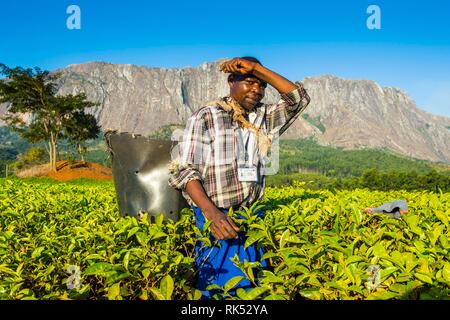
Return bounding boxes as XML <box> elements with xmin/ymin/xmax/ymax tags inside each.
<box><xmin>186</xmin><ymin>58</ymin><xmax>298</xmax><ymax>240</ymax></box>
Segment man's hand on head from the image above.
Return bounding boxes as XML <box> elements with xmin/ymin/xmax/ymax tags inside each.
<box><xmin>220</xmin><ymin>58</ymin><xmax>260</xmax><ymax>75</ymax></box>
<box><xmin>220</xmin><ymin>57</ymin><xmax>298</xmax><ymax>94</ymax></box>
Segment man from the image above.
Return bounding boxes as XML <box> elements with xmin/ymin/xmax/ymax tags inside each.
<box><xmin>169</xmin><ymin>57</ymin><xmax>310</xmax><ymax>298</ymax></box>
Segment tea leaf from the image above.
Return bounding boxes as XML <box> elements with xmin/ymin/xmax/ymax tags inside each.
<box><xmin>224</xmin><ymin>276</ymin><xmax>244</xmax><ymax>293</ymax></box>
<box><xmin>160</xmin><ymin>275</ymin><xmax>174</xmax><ymax>300</ymax></box>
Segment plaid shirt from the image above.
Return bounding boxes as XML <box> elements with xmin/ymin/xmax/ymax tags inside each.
<box><xmin>168</xmin><ymin>82</ymin><xmax>310</xmax><ymax>209</ymax></box>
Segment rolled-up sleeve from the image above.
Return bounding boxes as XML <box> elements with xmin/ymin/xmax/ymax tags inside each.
<box><xmin>267</xmin><ymin>81</ymin><xmax>311</xmax><ymax>136</ymax></box>
<box><xmin>168</xmin><ymin>108</ymin><xmax>213</xmax><ymax>191</ymax></box>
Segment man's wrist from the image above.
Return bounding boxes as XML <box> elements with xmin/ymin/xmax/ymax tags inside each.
<box><xmin>252</xmin><ymin>63</ymin><xmax>268</xmax><ymax>79</ymax></box>
<box><xmin>201</xmin><ymin>203</ymin><xmax>220</xmax><ymax>220</ymax></box>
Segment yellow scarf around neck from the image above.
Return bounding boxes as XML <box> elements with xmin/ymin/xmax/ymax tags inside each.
<box><xmin>208</xmin><ymin>96</ymin><xmax>272</xmax><ymax>157</ymax></box>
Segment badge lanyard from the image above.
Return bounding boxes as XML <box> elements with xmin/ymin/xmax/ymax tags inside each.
<box><xmin>237</xmin><ymin>127</ymin><xmax>258</xmax><ymax>182</ymax></box>
<box><xmin>237</xmin><ymin>127</ymin><xmax>254</xmax><ymax>167</ymax></box>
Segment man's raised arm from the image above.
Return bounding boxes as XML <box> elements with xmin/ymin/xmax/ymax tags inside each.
<box><xmin>220</xmin><ymin>58</ymin><xmax>297</xmax><ymax>94</ymax></box>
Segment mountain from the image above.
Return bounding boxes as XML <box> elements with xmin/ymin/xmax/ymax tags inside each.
<box><xmin>1</xmin><ymin>60</ymin><xmax>449</xmax><ymax>163</ymax></box>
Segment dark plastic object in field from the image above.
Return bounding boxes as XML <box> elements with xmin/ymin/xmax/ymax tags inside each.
<box><xmin>104</xmin><ymin>130</ymin><xmax>189</xmax><ymax>222</ymax></box>
<box><xmin>370</xmin><ymin>200</ymin><xmax>408</xmax><ymax>219</ymax></box>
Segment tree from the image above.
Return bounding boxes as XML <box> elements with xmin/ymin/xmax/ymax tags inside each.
<box><xmin>0</xmin><ymin>64</ymin><xmax>99</xmax><ymax>171</ymax></box>
<box><xmin>63</xmin><ymin>110</ymin><xmax>100</xmax><ymax>162</ymax></box>
<box><xmin>149</xmin><ymin>123</ymin><xmax>184</xmax><ymax>140</ymax></box>
<box><xmin>360</xmin><ymin>168</ymin><xmax>382</xmax><ymax>190</ymax></box>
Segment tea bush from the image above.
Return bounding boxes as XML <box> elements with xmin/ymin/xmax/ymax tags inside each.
<box><xmin>0</xmin><ymin>179</ymin><xmax>449</xmax><ymax>300</ymax></box>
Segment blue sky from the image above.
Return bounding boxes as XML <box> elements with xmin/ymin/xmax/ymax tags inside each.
<box><xmin>1</xmin><ymin>0</ymin><xmax>449</xmax><ymax>116</ymax></box>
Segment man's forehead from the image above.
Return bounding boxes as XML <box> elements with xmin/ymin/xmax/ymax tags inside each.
<box><xmin>233</xmin><ymin>74</ymin><xmax>266</xmax><ymax>86</ymax></box>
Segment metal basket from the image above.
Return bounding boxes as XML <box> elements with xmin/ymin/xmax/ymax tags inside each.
<box><xmin>104</xmin><ymin>130</ymin><xmax>189</xmax><ymax>222</ymax></box>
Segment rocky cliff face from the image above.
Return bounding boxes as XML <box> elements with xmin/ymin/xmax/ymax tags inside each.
<box><xmin>288</xmin><ymin>75</ymin><xmax>450</xmax><ymax>163</ymax></box>
<box><xmin>1</xmin><ymin>60</ymin><xmax>449</xmax><ymax>163</ymax></box>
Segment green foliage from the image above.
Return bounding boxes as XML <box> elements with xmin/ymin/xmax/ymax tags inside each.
<box><xmin>268</xmin><ymin>172</ymin><xmax>342</xmax><ymax>189</ymax></box>
<box><xmin>11</xmin><ymin>147</ymin><xmax>47</xmax><ymax>170</ymax></box>
<box><xmin>302</xmin><ymin>114</ymin><xmax>326</xmax><ymax>133</ymax></box>
<box><xmin>0</xmin><ymin>178</ymin><xmax>448</xmax><ymax>300</ymax></box>
<box><xmin>359</xmin><ymin>169</ymin><xmax>450</xmax><ymax>192</ymax></box>
<box><xmin>0</xmin><ymin>127</ymin><xmax>30</xmax><ymax>159</ymax></box>
<box><xmin>0</xmin><ymin>63</ymin><xmax>100</xmax><ymax>170</ymax></box>
<box><xmin>228</xmin><ymin>184</ymin><xmax>450</xmax><ymax>300</ymax></box>
<box><xmin>83</xmin><ymin>148</ymin><xmax>112</xmax><ymax>168</ymax></box>
<box><xmin>279</xmin><ymin>138</ymin><xmax>444</xmax><ymax>177</ymax></box>
<box><xmin>0</xmin><ymin>178</ymin><xmax>201</xmax><ymax>300</ymax></box>
<box><xmin>1</xmin><ymin>131</ymin><xmax>449</xmax><ymax>187</ymax></box>
<box><xmin>0</xmin><ymin>127</ymin><xmax>111</xmax><ymax>171</ymax></box>
<box><xmin>149</xmin><ymin>124</ymin><xmax>184</xmax><ymax>141</ymax></box>
<box><xmin>0</xmin><ymin>127</ymin><xmax>30</xmax><ymax>176</ymax></box>
<box><xmin>267</xmin><ymin>169</ymin><xmax>450</xmax><ymax>193</ymax></box>
<box><xmin>62</xmin><ymin>110</ymin><xmax>101</xmax><ymax>161</ymax></box>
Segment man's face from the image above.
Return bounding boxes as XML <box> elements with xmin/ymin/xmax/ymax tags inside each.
<box><xmin>228</xmin><ymin>75</ymin><xmax>266</xmax><ymax>112</ymax></box>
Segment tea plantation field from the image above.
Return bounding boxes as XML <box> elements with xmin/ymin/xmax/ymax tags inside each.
<box><xmin>0</xmin><ymin>178</ymin><xmax>449</xmax><ymax>300</ymax></box>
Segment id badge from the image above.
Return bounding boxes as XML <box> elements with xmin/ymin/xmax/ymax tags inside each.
<box><xmin>238</xmin><ymin>167</ymin><xmax>258</xmax><ymax>182</ymax></box>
